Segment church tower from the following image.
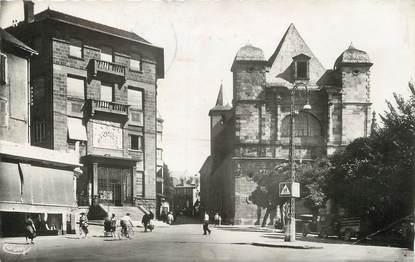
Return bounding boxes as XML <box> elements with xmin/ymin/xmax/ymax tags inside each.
<box><xmin>334</xmin><ymin>44</ymin><xmax>373</xmax><ymax>144</ymax></box>
<box><xmin>231</xmin><ymin>44</ymin><xmax>268</xmax><ymax>146</ymax></box>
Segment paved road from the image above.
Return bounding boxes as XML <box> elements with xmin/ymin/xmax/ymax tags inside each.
<box><xmin>0</xmin><ymin>219</ymin><xmax>413</xmax><ymax>262</ymax></box>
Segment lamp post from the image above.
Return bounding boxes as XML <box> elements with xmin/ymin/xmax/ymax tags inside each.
<box><xmin>285</xmin><ymin>81</ymin><xmax>310</xmax><ymax>242</ymax></box>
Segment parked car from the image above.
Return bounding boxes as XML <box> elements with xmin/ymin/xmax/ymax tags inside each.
<box><xmin>299</xmin><ymin>213</ymin><xmax>362</xmax><ymax>241</ymax></box>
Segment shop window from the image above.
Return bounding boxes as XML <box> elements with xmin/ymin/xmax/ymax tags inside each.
<box><xmin>69</xmin><ymin>38</ymin><xmax>83</xmax><ymax>58</ymax></box>
<box><xmin>67</xmin><ymin>76</ymin><xmax>85</xmax><ymax>99</ymax></box>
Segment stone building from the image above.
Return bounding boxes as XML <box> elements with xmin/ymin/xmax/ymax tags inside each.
<box><xmin>156</xmin><ymin>111</ymin><xmax>167</xmax><ymax>218</ymax></box>
<box><xmin>200</xmin><ymin>24</ymin><xmax>373</xmax><ymax>224</ymax></box>
<box><xmin>0</xmin><ymin>27</ymin><xmax>81</xmax><ymax>236</ymax></box>
<box><xmin>7</xmin><ymin>1</ymin><xmax>164</xmax><ymax>219</ymax></box>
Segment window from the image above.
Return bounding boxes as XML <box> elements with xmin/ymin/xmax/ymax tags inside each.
<box><xmin>157</xmin><ymin>149</ymin><xmax>163</xmax><ymax>160</ymax></box>
<box><xmin>296</xmin><ymin>61</ymin><xmax>308</xmax><ymax>79</ymax></box>
<box><xmin>157</xmin><ymin>132</ymin><xmax>162</xmax><ymax>147</ymax></box>
<box><xmin>129</xmin><ymin>134</ymin><xmax>143</xmax><ymax>150</ymax></box>
<box><xmin>0</xmin><ymin>53</ymin><xmax>7</xmax><ymax>84</ymax></box>
<box><xmin>101</xmin><ymin>46</ymin><xmax>113</xmax><ymax>62</ymax></box>
<box><xmin>32</xmin><ymin>120</ymin><xmax>47</xmax><ymax>143</ymax></box>
<box><xmin>100</xmin><ymin>82</ymin><xmax>113</xmax><ymax>102</ymax></box>
<box><xmin>69</xmin><ymin>38</ymin><xmax>83</xmax><ymax>58</ymax></box>
<box><xmin>67</xmin><ymin>117</ymin><xmax>87</xmax><ymax>141</ymax></box>
<box><xmin>130</xmin><ymin>55</ymin><xmax>141</xmax><ymax>71</ymax></box>
<box><xmin>130</xmin><ymin>111</ymin><xmax>143</xmax><ymax>126</ymax></box>
<box><xmin>67</xmin><ymin>76</ymin><xmax>85</xmax><ymax>98</ymax></box>
<box><xmin>136</xmin><ymin>171</ymin><xmax>144</xmax><ymax>197</ymax></box>
<box><xmin>128</xmin><ymin>87</ymin><xmax>143</xmax><ymax>109</ymax></box>
<box><xmin>281</xmin><ymin>112</ymin><xmax>322</xmax><ymax>137</ymax></box>
<box><xmin>0</xmin><ymin>99</ymin><xmax>8</xmax><ymax>127</ymax></box>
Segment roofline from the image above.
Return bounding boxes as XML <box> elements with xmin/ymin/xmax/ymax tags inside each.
<box><xmin>34</xmin><ymin>10</ymin><xmax>165</xmax><ymax>78</ymax></box>
<box><xmin>335</xmin><ymin>61</ymin><xmax>373</xmax><ymax>67</ymax></box>
<box><xmin>1</xmin><ymin>29</ymin><xmax>38</xmax><ymax>56</ymax></box>
<box><xmin>40</xmin><ymin>15</ymin><xmax>163</xmax><ymax>51</ymax></box>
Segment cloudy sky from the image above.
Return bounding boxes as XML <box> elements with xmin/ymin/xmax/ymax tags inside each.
<box><xmin>1</xmin><ymin>0</ymin><xmax>414</xmax><ymax>175</ymax></box>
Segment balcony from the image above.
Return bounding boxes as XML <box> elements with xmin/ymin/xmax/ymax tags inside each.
<box><xmin>89</xmin><ymin>59</ymin><xmax>126</xmax><ymax>82</ymax></box>
<box><xmin>85</xmin><ymin>99</ymin><xmax>129</xmax><ymax>118</ymax></box>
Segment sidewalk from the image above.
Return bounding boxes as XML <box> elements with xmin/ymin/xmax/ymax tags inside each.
<box><xmin>214</xmin><ymin>224</ymin><xmax>323</xmax><ymax>249</ymax></box>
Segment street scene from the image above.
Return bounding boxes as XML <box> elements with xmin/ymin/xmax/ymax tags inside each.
<box><xmin>0</xmin><ymin>0</ymin><xmax>414</xmax><ymax>261</ymax></box>
<box><xmin>0</xmin><ymin>217</ymin><xmax>413</xmax><ymax>262</ymax></box>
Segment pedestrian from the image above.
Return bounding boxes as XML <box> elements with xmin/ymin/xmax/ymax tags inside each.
<box><xmin>142</xmin><ymin>212</ymin><xmax>150</xmax><ymax>232</ymax></box>
<box><xmin>110</xmin><ymin>213</ymin><xmax>117</xmax><ymax>237</ymax></box>
<box><xmin>79</xmin><ymin>212</ymin><xmax>89</xmax><ymax>239</ymax></box>
<box><xmin>167</xmin><ymin>212</ymin><xmax>174</xmax><ymax>225</ymax></box>
<box><xmin>214</xmin><ymin>212</ymin><xmax>220</xmax><ymax>226</ymax></box>
<box><xmin>203</xmin><ymin>211</ymin><xmax>211</xmax><ymax>235</ymax></box>
<box><xmin>24</xmin><ymin>217</ymin><xmax>36</xmax><ymax>244</ymax></box>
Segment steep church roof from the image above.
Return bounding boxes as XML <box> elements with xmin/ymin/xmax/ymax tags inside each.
<box><xmin>267</xmin><ymin>24</ymin><xmax>326</xmax><ymax>87</ymax></box>
<box><xmin>209</xmin><ymin>84</ymin><xmax>232</xmax><ymax>115</ymax></box>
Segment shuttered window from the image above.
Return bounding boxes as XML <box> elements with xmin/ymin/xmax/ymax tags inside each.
<box><xmin>0</xmin><ymin>54</ymin><xmax>7</xmax><ymax>85</ymax></box>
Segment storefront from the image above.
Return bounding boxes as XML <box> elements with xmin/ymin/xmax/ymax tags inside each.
<box><xmin>81</xmin><ymin>155</ymin><xmax>137</xmax><ymax>207</ymax></box>
<box><xmin>0</xmin><ymin>142</ymin><xmax>81</xmax><ymax>237</ymax></box>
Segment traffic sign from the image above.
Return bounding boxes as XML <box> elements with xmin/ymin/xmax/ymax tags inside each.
<box><xmin>279</xmin><ymin>182</ymin><xmax>300</xmax><ymax>198</ymax></box>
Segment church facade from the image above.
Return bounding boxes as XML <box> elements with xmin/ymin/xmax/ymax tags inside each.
<box><xmin>200</xmin><ymin>24</ymin><xmax>373</xmax><ymax>224</ymax></box>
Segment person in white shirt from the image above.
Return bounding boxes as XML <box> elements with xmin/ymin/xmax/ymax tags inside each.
<box><xmin>203</xmin><ymin>212</ymin><xmax>211</xmax><ymax>235</ymax></box>
<box><xmin>120</xmin><ymin>213</ymin><xmax>133</xmax><ymax>236</ymax></box>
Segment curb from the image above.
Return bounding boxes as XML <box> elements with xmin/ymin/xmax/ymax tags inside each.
<box><xmin>252</xmin><ymin>242</ymin><xmax>323</xmax><ymax>249</ymax></box>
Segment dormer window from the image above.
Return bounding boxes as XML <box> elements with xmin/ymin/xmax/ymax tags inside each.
<box><xmin>293</xmin><ymin>54</ymin><xmax>310</xmax><ymax>80</ymax></box>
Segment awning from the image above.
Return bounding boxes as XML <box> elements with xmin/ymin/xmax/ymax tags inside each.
<box><xmin>67</xmin><ymin>117</ymin><xmax>87</xmax><ymax>141</ymax></box>
<box><xmin>19</xmin><ymin>163</ymin><xmax>74</xmax><ymax>207</ymax></box>
<box><xmin>0</xmin><ymin>162</ymin><xmax>22</xmax><ymax>203</ymax></box>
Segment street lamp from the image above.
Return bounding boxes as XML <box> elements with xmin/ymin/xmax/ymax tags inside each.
<box><xmin>285</xmin><ymin>81</ymin><xmax>310</xmax><ymax>242</ymax></box>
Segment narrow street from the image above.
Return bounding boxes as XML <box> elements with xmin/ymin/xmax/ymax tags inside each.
<box><xmin>0</xmin><ymin>218</ymin><xmax>412</xmax><ymax>262</ymax></box>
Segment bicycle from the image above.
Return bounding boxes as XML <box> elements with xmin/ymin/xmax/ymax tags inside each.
<box><xmin>117</xmin><ymin>225</ymin><xmax>134</xmax><ymax>240</ymax></box>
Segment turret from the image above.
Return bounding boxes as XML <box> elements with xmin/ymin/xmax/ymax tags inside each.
<box><xmin>335</xmin><ymin>44</ymin><xmax>373</xmax><ymax>142</ymax></box>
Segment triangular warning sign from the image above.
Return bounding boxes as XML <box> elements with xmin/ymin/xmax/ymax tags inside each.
<box><xmin>281</xmin><ymin>185</ymin><xmax>291</xmax><ymax>195</ymax></box>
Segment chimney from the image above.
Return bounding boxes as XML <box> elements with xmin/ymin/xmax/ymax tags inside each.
<box><xmin>23</xmin><ymin>0</ymin><xmax>34</xmax><ymax>24</ymax></box>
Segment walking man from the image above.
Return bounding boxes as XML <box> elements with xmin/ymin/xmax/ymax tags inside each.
<box><xmin>203</xmin><ymin>211</ymin><xmax>211</xmax><ymax>235</ymax></box>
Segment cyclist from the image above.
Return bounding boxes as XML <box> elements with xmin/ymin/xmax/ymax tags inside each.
<box><xmin>120</xmin><ymin>213</ymin><xmax>134</xmax><ymax>238</ymax></box>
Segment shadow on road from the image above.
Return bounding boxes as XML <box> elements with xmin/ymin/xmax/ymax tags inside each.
<box><xmin>170</xmin><ymin>216</ymin><xmax>200</xmax><ymax>225</ymax></box>
<box><xmin>217</xmin><ymin>227</ymin><xmax>271</xmax><ymax>233</ymax></box>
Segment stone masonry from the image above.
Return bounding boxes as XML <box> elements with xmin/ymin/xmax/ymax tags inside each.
<box><xmin>201</xmin><ymin>24</ymin><xmax>373</xmax><ymax>224</ymax></box>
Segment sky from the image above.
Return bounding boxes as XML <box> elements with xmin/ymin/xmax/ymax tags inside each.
<box><xmin>1</xmin><ymin>0</ymin><xmax>414</xmax><ymax>176</ymax></box>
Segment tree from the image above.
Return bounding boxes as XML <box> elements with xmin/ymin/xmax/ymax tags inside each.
<box><xmin>163</xmin><ymin>164</ymin><xmax>174</xmax><ymax>205</ymax></box>
<box><xmin>249</xmin><ymin>159</ymin><xmax>329</xmax><ymax>227</ymax></box>
<box><xmin>326</xmin><ymin>82</ymin><xmax>415</xmax><ymax>230</ymax></box>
